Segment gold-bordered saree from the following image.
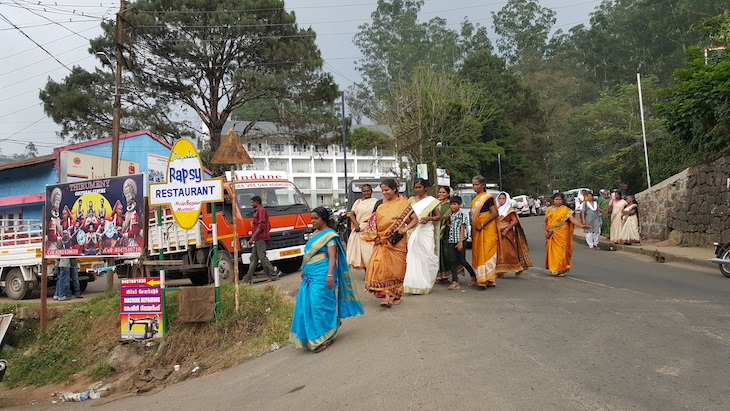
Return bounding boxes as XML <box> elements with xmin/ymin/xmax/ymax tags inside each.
<box><xmin>544</xmin><ymin>205</ymin><xmax>574</xmax><ymax>275</ymax></box>
<box><xmin>471</xmin><ymin>192</ymin><xmax>500</xmax><ymax>285</ymax></box>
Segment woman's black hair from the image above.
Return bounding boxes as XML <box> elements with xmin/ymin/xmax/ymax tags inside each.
<box><xmin>413</xmin><ymin>178</ymin><xmax>430</xmax><ymax>188</ymax></box>
<box><xmin>381</xmin><ymin>178</ymin><xmax>398</xmax><ymax>191</ymax></box>
<box><xmin>361</xmin><ymin>183</ymin><xmax>373</xmax><ymax>191</ymax></box>
<box><xmin>472</xmin><ymin>175</ymin><xmax>487</xmax><ymax>185</ymax></box>
<box><xmin>551</xmin><ymin>192</ymin><xmax>565</xmax><ymax>202</ymax></box>
<box><xmin>438</xmin><ymin>185</ymin><xmax>451</xmax><ymax>198</ymax></box>
<box><xmin>312</xmin><ymin>206</ymin><xmax>336</xmax><ymax>229</ymax></box>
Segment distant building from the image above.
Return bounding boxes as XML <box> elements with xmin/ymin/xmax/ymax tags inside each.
<box><xmin>210</xmin><ymin>121</ymin><xmax>407</xmax><ymax>207</ymax></box>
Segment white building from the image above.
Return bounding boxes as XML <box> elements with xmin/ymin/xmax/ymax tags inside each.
<box><xmin>207</xmin><ymin>121</ymin><xmax>407</xmax><ymax>207</ymax></box>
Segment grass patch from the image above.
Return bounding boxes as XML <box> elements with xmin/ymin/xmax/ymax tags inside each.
<box><xmin>0</xmin><ymin>283</ymin><xmax>293</xmax><ymax>388</ymax></box>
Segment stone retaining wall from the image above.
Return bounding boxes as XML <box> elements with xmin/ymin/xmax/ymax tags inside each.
<box><xmin>636</xmin><ymin>154</ymin><xmax>730</xmax><ymax>246</ymax></box>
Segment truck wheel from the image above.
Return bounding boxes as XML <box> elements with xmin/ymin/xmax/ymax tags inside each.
<box><xmin>5</xmin><ymin>268</ymin><xmax>31</xmax><ymax>300</ymax></box>
<box><xmin>276</xmin><ymin>257</ymin><xmax>303</xmax><ymax>274</ymax></box>
<box><xmin>78</xmin><ymin>280</ymin><xmax>88</xmax><ymax>293</ymax></box>
<box><xmin>211</xmin><ymin>251</ymin><xmax>236</xmax><ymax>283</ymax></box>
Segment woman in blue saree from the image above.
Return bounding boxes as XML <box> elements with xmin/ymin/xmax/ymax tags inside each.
<box><xmin>289</xmin><ymin>207</ymin><xmax>364</xmax><ymax>353</ymax></box>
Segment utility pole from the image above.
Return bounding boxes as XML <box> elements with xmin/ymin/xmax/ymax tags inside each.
<box><xmin>111</xmin><ymin>0</ymin><xmax>124</xmax><ymax>177</ymax></box>
<box><xmin>341</xmin><ymin>92</ymin><xmax>348</xmax><ymax>199</ymax></box>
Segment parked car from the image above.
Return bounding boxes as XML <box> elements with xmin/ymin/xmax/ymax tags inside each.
<box><xmin>511</xmin><ymin>195</ymin><xmax>532</xmax><ymax>216</ymax></box>
<box><xmin>564</xmin><ymin>188</ymin><xmax>592</xmax><ymax>210</ymax></box>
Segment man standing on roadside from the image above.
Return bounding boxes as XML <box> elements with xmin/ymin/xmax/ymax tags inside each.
<box><xmin>243</xmin><ymin>196</ymin><xmax>280</xmax><ymax>284</ymax></box>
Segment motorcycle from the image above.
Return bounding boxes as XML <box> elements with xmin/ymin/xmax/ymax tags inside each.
<box><xmin>709</xmin><ymin>241</ymin><xmax>730</xmax><ymax>278</ymax></box>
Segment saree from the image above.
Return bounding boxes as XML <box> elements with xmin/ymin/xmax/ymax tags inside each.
<box><xmin>471</xmin><ymin>192</ymin><xmax>500</xmax><ymax>285</ymax></box>
<box><xmin>496</xmin><ymin>210</ymin><xmax>533</xmax><ymax>273</ymax></box>
<box><xmin>363</xmin><ymin>195</ymin><xmax>413</xmax><ymax>299</ymax></box>
<box><xmin>289</xmin><ymin>228</ymin><xmax>364</xmax><ymax>351</ymax></box>
<box><xmin>609</xmin><ymin>199</ymin><xmax>627</xmax><ymax>243</ymax></box>
<box><xmin>618</xmin><ymin>204</ymin><xmax>640</xmax><ymax>243</ymax></box>
<box><xmin>403</xmin><ymin>196</ymin><xmax>441</xmax><ymax>294</ymax></box>
<box><xmin>346</xmin><ymin>197</ymin><xmax>378</xmax><ymax>268</ymax></box>
<box><xmin>544</xmin><ymin>205</ymin><xmax>574</xmax><ymax>275</ymax></box>
<box><xmin>436</xmin><ymin>201</ymin><xmax>453</xmax><ymax>282</ymax></box>
<box><xmin>597</xmin><ymin>197</ymin><xmax>611</xmax><ymax>237</ymax></box>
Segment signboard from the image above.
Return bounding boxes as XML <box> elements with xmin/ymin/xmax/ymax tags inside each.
<box><xmin>225</xmin><ymin>170</ymin><xmax>288</xmax><ymax>181</ymax></box>
<box><xmin>60</xmin><ymin>151</ymin><xmax>139</xmax><ymax>183</ymax></box>
<box><xmin>44</xmin><ymin>174</ymin><xmax>145</xmax><ymax>258</ymax></box>
<box><xmin>436</xmin><ymin>168</ymin><xmax>450</xmax><ymax>186</ymax></box>
<box><xmin>148</xmin><ymin>138</ymin><xmax>224</xmax><ymax>230</ymax></box>
<box><xmin>416</xmin><ymin>164</ymin><xmax>428</xmax><ymax>180</ymax></box>
<box><xmin>120</xmin><ymin>277</ymin><xmax>163</xmax><ymax>340</ymax></box>
<box><xmin>147</xmin><ymin>153</ymin><xmax>169</xmax><ymax>183</ymax></box>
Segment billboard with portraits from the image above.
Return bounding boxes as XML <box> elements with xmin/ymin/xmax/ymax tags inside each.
<box><xmin>45</xmin><ymin>174</ymin><xmax>145</xmax><ymax>258</ymax></box>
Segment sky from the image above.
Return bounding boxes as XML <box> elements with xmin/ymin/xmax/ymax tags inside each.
<box><xmin>0</xmin><ymin>0</ymin><xmax>603</xmax><ymax>156</ymax></box>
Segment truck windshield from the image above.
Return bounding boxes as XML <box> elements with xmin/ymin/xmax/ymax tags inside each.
<box><xmin>233</xmin><ymin>181</ymin><xmax>308</xmax><ymax>218</ymax></box>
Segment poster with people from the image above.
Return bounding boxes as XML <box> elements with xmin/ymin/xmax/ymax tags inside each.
<box><xmin>44</xmin><ymin>174</ymin><xmax>145</xmax><ymax>258</ymax></box>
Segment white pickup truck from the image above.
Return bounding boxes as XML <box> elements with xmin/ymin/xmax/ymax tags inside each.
<box><xmin>0</xmin><ymin>219</ymin><xmax>96</xmax><ymax>300</ymax></box>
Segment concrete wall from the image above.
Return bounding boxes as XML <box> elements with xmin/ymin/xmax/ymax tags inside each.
<box><xmin>636</xmin><ymin>154</ymin><xmax>730</xmax><ymax>246</ymax></box>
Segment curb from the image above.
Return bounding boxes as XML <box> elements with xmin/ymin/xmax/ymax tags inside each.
<box><xmin>572</xmin><ymin>234</ymin><xmax>715</xmax><ymax>268</ymax></box>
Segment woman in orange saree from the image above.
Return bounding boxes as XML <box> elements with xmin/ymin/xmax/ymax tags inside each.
<box><xmin>543</xmin><ymin>192</ymin><xmax>591</xmax><ymax>277</ymax></box>
<box><xmin>470</xmin><ymin>176</ymin><xmax>500</xmax><ymax>289</ymax></box>
<box><xmin>363</xmin><ymin>179</ymin><xmax>416</xmax><ymax>307</ymax></box>
<box><xmin>495</xmin><ymin>192</ymin><xmax>532</xmax><ymax>278</ymax></box>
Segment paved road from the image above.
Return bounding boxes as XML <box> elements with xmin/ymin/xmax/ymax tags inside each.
<box><xmin>11</xmin><ymin>217</ymin><xmax>730</xmax><ymax>410</ymax></box>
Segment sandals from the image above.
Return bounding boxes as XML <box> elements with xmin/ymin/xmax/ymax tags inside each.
<box><xmin>314</xmin><ymin>340</ymin><xmax>333</xmax><ymax>353</ymax></box>
<box><xmin>448</xmin><ymin>282</ymin><xmax>460</xmax><ymax>290</ymax></box>
<box><xmin>380</xmin><ymin>301</ymin><xmax>392</xmax><ymax>308</ymax></box>
<box><xmin>554</xmin><ymin>273</ymin><xmax>565</xmax><ymax>277</ymax></box>
<box><xmin>468</xmin><ymin>277</ymin><xmax>477</xmax><ymax>287</ymax></box>
<box><xmin>515</xmin><ymin>271</ymin><xmax>523</xmax><ymax>277</ymax></box>
<box><xmin>486</xmin><ymin>281</ymin><xmax>496</xmax><ymax>288</ymax></box>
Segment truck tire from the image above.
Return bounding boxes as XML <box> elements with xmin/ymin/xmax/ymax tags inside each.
<box><xmin>276</xmin><ymin>257</ymin><xmax>303</xmax><ymax>274</ymax></box>
<box><xmin>5</xmin><ymin>268</ymin><xmax>31</xmax><ymax>300</ymax></box>
<box><xmin>211</xmin><ymin>251</ymin><xmax>236</xmax><ymax>284</ymax></box>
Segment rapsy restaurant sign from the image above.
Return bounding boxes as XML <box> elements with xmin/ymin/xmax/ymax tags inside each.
<box><xmin>148</xmin><ymin>138</ymin><xmax>223</xmax><ymax>229</ymax></box>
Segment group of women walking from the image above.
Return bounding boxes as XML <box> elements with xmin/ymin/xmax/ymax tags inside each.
<box><xmin>604</xmin><ymin>191</ymin><xmax>641</xmax><ymax>245</ymax></box>
<box><xmin>289</xmin><ymin>176</ymin><xmax>608</xmax><ymax>353</ymax></box>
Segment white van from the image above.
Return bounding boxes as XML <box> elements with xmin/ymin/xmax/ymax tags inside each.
<box><xmin>564</xmin><ymin>188</ymin><xmax>592</xmax><ymax>210</ymax></box>
<box><xmin>511</xmin><ymin>195</ymin><xmax>531</xmax><ymax>216</ymax></box>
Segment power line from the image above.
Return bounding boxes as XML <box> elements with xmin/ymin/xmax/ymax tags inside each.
<box><xmin>0</xmin><ymin>11</ymin><xmax>72</xmax><ymax>71</ymax></box>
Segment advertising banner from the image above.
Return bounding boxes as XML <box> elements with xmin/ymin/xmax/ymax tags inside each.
<box><xmin>44</xmin><ymin>174</ymin><xmax>145</xmax><ymax>258</ymax></box>
<box><xmin>436</xmin><ymin>168</ymin><xmax>450</xmax><ymax>186</ymax></box>
<box><xmin>148</xmin><ymin>138</ymin><xmax>223</xmax><ymax>230</ymax></box>
<box><xmin>120</xmin><ymin>277</ymin><xmax>164</xmax><ymax>340</ymax></box>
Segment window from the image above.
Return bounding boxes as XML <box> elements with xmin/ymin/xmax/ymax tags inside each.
<box><xmin>315</xmin><ymin>145</ymin><xmax>328</xmax><ymax>153</ymax></box>
<box><xmin>293</xmin><ymin>177</ymin><xmax>310</xmax><ymax>189</ymax></box>
<box><xmin>293</xmin><ymin>144</ymin><xmax>308</xmax><ymax>153</ymax></box>
<box><xmin>315</xmin><ymin>159</ymin><xmax>331</xmax><ymax>173</ymax></box>
<box><xmin>269</xmin><ymin>159</ymin><xmax>288</xmax><ymax>172</ymax></box>
<box><xmin>316</xmin><ymin>177</ymin><xmax>332</xmax><ymax>189</ymax></box>
<box><xmin>292</xmin><ymin>159</ymin><xmax>310</xmax><ymax>173</ymax></box>
<box><xmin>271</xmin><ymin>143</ymin><xmax>285</xmax><ymax>152</ymax></box>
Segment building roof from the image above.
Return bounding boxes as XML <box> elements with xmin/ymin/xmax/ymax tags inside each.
<box><xmin>0</xmin><ymin>154</ymin><xmax>55</xmax><ymax>172</ymax></box>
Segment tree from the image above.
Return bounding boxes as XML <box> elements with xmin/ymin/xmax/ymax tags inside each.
<box><xmin>349</xmin><ymin>126</ymin><xmax>393</xmax><ymax>151</ymax></box>
<box><xmin>42</xmin><ymin>0</ymin><xmax>339</xmax><ymax>155</ymax></box>
<box><xmin>657</xmin><ymin>47</ymin><xmax>730</xmax><ymax>160</ymax></box>
<box><xmin>372</xmin><ymin>67</ymin><xmax>500</xmax><ymax>184</ymax></box>
<box><xmin>354</xmin><ymin>0</ymin><xmax>491</xmax><ymax>99</ymax></box>
<box><xmin>24</xmin><ymin>142</ymin><xmax>38</xmax><ymax>158</ymax></box>
<box><xmin>40</xmin><ymin>63</ymin><xmax>195</xmax><ymax>143</ymax></box>
<box><xmin>491</xmin><ymin>0</ymin><xmax>556</xmax><ymax>66</ymax></box>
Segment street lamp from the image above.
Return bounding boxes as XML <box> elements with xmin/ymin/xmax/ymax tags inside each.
<box><xmin>95</xmin><ymin>51</ymin><xmax>121</xmax><ymax>178</ymax></box>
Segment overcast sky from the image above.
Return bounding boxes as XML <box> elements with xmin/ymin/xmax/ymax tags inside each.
<box><xmin>0</xmin><ymin>0</ymin><xmax>601</xmax><ymax>156</ymax></box>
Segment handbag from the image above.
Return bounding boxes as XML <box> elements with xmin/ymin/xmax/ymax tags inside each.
<box><xmin>390</xmin><ymin>232</ymin><xmax>404</xmax><ymax>245</ymax></box>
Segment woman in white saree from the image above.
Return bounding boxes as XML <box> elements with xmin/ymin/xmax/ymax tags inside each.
<box><xmin>346</xmin><ymin>184</ymin><xmax>378</xmax><ymax>270</ymax></box>
<box><xmin>403</xmin><ymin>178</ymin><xmax>441</xmax><ymax>295</ymax></box>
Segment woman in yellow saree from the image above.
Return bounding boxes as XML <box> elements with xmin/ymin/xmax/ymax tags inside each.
<box><xmin>470</xmin><ymin>176</ymin><xmax>500</xmax><ymax>289</ymax></box>
<box><xmin>543</xmin><ymin>192</ymin><xmax>591</xmax><ymax>277</ymax></box>
<box><xmin>363</xmin><ymin>179</ymin><xmax>416</xmax><ymax>307</ymax></box>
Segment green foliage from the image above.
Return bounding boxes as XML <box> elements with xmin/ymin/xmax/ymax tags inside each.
<box><xmin>0</xmin><ymin>285</ymin><xmax>292</xmax><ymax>387</ymax></box>
<box><xmin>126</xmin><ymin>0</ymin><xmax>339</xmax><ymax>153</ymax></box>
<box><xmin>491</xmin><ymin>0</ymin><xmax>557</xmax><ymax>66</ymax></box>
<box><xmin>657</xmin><ymin>46</ymin><xmax>730</xmax><ymax>159</ymax></box>
<box><xmin>349</xmin><ymin>127</ymin><xmax>392</xmax><ymax>151</ymax></box>
<box><xmin>354</xmin><ymin>0</ymin><xmax>491</xmax><ymax>100</ymax></box>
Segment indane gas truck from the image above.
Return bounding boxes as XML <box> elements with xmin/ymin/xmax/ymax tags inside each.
<box><xmin>138</xmin><ymin>170</ymin><xmax>313</xmax><ymax>284</ymax></box>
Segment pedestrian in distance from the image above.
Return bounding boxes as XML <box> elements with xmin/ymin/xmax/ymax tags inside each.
<box><xmin>243</xmin><ymin>195</ymin><xmax>280</xmax><ymax>284</ymax></box>
<box><xmin>363</xmin><ymin>178</ymin><xmax>416</xmax><ymax>308</ymax></box>
<box><xmin>581</xmin><ymin>192</ymin><xmax>602</xmax><ymax>250</ymax></box>
<box><xmin>68</xmin><ymin>258</ymin><xmax>83</xmax><ymax>298</ymax></box>
<box><xmin>618</xmin><ymin>195</ymin><xmax>641</xmax><ymax>245</ymax></box>
<box><xmin>495</xmin><ymin>192</ymin><xmax>533</xmax><ymax>278</ymax></box>
<box><xmin>597</xmin><ymin>189</ymin><xmax>612</xmax><ymax>238</ymax></box>
<box><xmin>446</xmin><ymin>196</ymin><xmax>476</xmax><ymax>290</ymax></box>
<box><xmin>289</xmin><ymin>207</ymin><xmax>364</xmax><ymax>353</ymax></box>
<box><xmin>544</xmin><ymin>192</ymin><xmax>591</xmax><ymax>277</ymax></box>
<box><xmin>435</xmin><ymin>186</ymin><xmax>454</xmax><ymax>284</ymax></box>
<box><xmin>53</xmin><ymin>258</ymin><xmax>71</xmax><ymax>301</ymax></box>
<box><xmin>403</xmin><ymin>178</ymin><xmax>441</xmax><ymax>295</ymax></box>
<box><xmin>346</xmin><ymin>184</ymin><xmax>377</xmax><ymax>272</ymax></box>
<box><xmin>609</xmin><ymin>192</ymin><xmax>627</xmax><ymax>244</ymax></box>
<box><xmin>470</xmin><ymin>175</ymin><xmax>500</xmax><ymax>289</ymax></box>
